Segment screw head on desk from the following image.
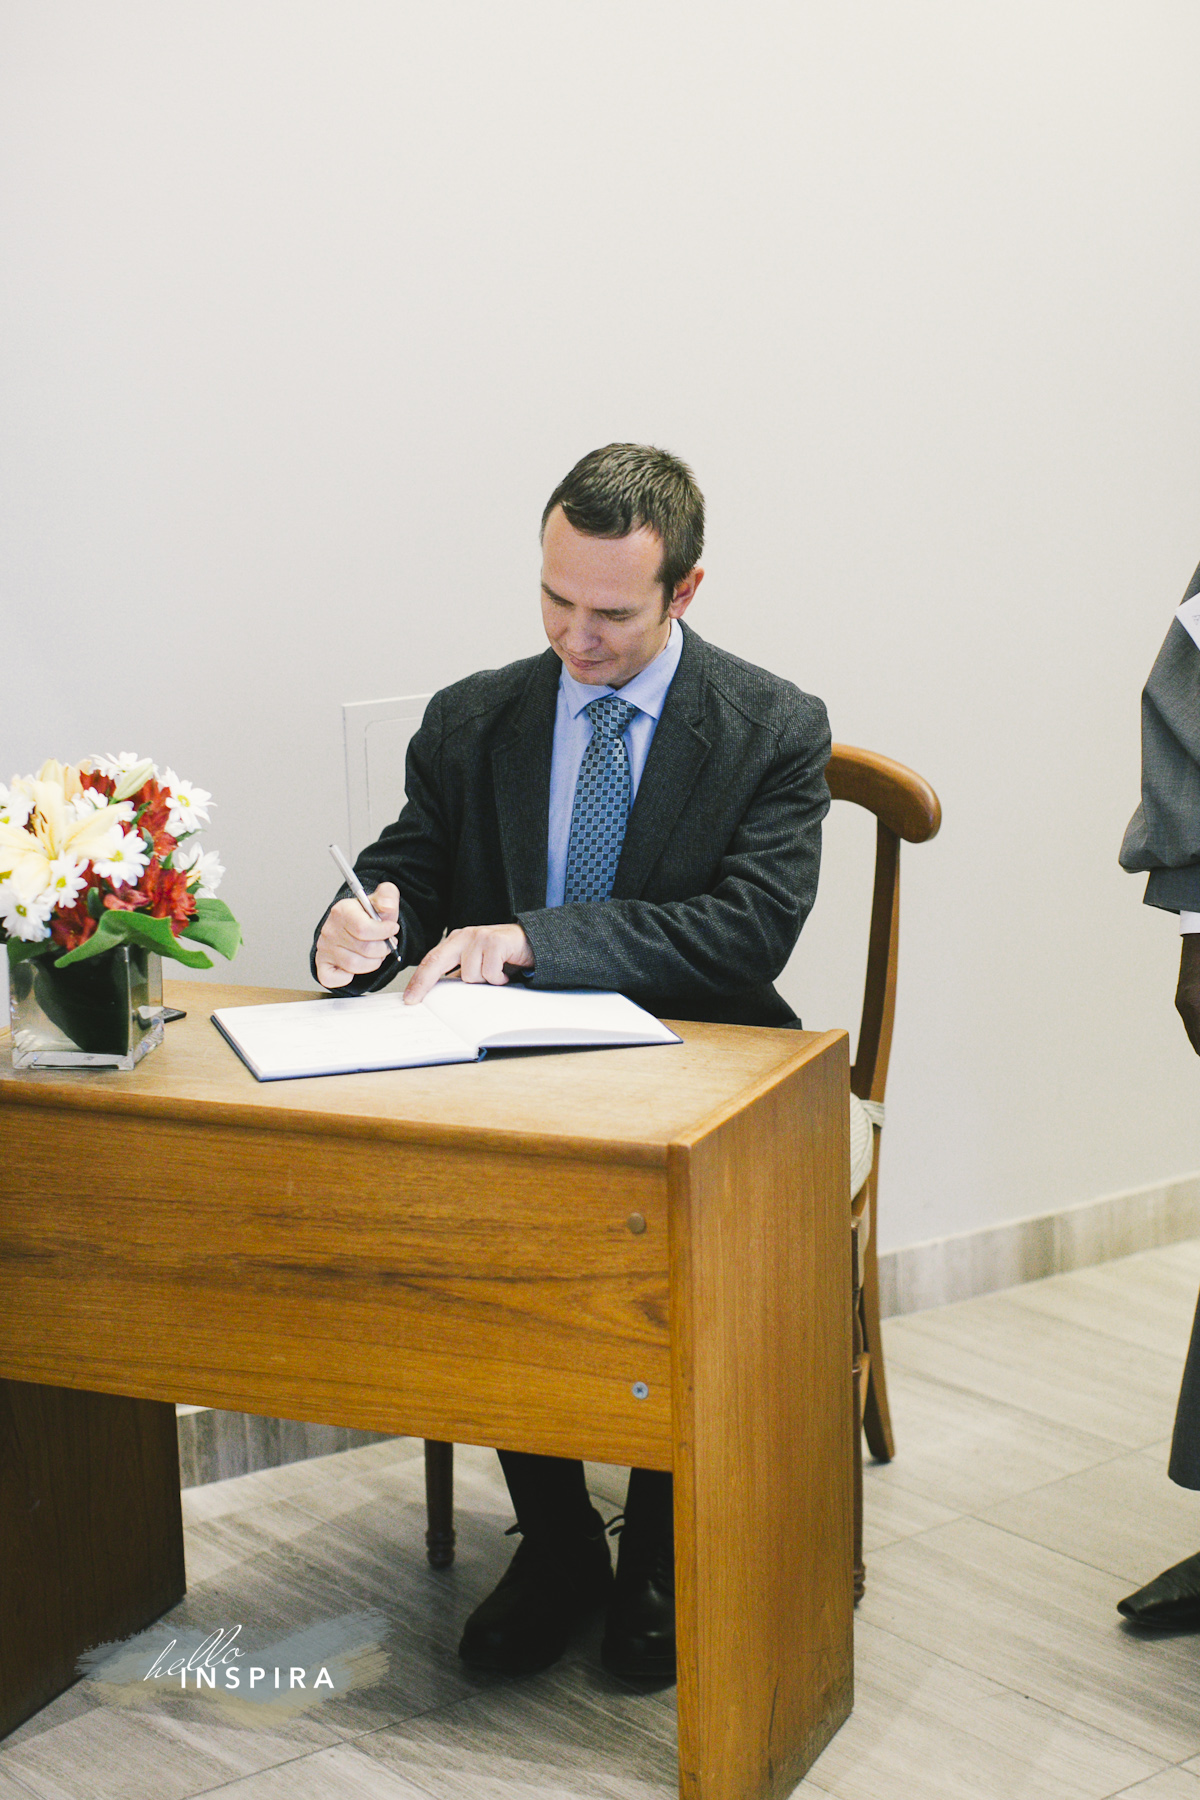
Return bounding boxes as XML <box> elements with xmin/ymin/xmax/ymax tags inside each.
<box><xmin>631</xmin><ymin>1381</ymin><xmax>649</xmax><ymax>1400</ymax></box>
<box><xmin>627</xmin><ymin>1213</ymin><xmax>647</xmax><ymax>1234</ymax></box>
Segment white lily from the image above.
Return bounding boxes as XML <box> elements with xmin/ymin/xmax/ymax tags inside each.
<box><xmin>112</xmin><ymin>759</ymin><xmax>156</xmax><ymax>803</ymax></box>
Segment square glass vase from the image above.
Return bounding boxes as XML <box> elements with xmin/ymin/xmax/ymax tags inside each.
<box><xmin>10</xmin><ymin>944</ymin><xmax>165</xmax><ymax>1071</ymax></box>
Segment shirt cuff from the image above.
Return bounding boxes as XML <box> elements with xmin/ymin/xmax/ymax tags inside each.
<box><xmin>1180</xmin><ymin>912</ymin><xmax>1200</xmax><ymax>933</ymax></box>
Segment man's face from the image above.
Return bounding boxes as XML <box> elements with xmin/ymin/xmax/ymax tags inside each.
<box><xmin>540</xmin><ymin>505</ymin><xmax>701</xmax><ymax>689</ymax></box>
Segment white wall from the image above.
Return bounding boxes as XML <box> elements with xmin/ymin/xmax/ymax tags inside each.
<box><xmin>4</xmin><ymin>1</ymin><xmax>1200</xmax><ymax>1249</ymax></box>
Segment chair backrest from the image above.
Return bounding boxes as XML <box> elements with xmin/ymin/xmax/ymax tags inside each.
<box><xmin>825</xmin><ymin>745</ymin><xmax>941</xmax><ymax>1104</ymax></box>
<box><xmin>343</xmin><ymin>692</ymin><xmax>432</xmax><ymax>855</ymax></box>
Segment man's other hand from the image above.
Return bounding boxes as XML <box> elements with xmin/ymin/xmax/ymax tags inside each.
<box><xmin>1177</xmin><ymin>935</ymin><xmax>1200</xmax><ymax>1056</ymax></box>
<box><xmin>315</xmin><ymin>883</ymin><xmax>400</xmax><ymax>989</ymax></box>
<box><xmin>405</xmin><ymin>923</ymin><xmax>534</xmax><ymax>1006</ymax></box>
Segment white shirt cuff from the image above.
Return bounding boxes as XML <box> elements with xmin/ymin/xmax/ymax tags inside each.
<box><xmin>1180</xmin><ymin>912</ymin><xmax>1200</xmax><ymax>933</ymax></box>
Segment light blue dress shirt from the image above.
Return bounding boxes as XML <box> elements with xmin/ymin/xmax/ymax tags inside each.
<box><xmin>545</xmin><ymin>619</ymin><xmax>684</xmax><ymax>907</ymax></box>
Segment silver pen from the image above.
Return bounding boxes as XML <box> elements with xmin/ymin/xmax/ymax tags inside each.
<box><xmin>328</xmin><ymin>843</ymin><xmax>400</xmax><ymax>959</ymax></box>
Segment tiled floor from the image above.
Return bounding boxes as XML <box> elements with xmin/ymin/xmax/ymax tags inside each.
<box><xmin>7</xmin><ymin>1240</ymin><xmax>1200</xmax><ymax>1798</ymax></box>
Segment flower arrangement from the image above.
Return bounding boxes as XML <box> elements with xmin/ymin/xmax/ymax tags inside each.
<box><xmin>0</xmin><ymin>753</ymin><xmax>241</xmax><ymax>972</ymax></box>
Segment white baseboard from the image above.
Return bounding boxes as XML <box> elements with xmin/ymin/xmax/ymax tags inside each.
<box><xmin>877</xmin><ymin>1169</ymin><xmax>1200</xmax><ymax>1317</ymax></box>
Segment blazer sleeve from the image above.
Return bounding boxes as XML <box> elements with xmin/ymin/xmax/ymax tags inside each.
<box><xmin>515</xmin><ymin>694</ymin><xmax>831</xmax><ymax>1001</ymax></box>
<box><xmin>309</xmin><ymin>691</ymin><xmax>453</xmax><ymax>992</ymax></box>
<box><xmin>1119</xmin><ymin>601</ymin><xmax>1200</xmax><ymax>915</ymax></box>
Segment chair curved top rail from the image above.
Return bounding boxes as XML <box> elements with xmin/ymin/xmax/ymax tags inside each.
<box><xmin>826</xmin><ymin>744</ymin><xmax>941</xmax><ymax>843</ymax></box>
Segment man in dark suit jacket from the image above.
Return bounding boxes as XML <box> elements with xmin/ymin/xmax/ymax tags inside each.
<box><xmin>1117</xmin><ymin>561</ymin><xmax>1200</xmax><ymax>1626</ymax></box>
<box><xmin>313</xmin><ymin>443</ymin><xmax>831</xmax><ymax>1680</ymax></box>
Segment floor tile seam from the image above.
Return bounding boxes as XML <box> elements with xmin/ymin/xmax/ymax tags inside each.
<box><xmin>891</xmin><ymin>1304</ymin><xmax>1188</xmax><ymax>1375</ymax></box>
<box><xmin>849</xmin><ymin>1615</ymin><xmax>1191</xmax><ymax>1765</ymax></box>
<box><xmin>958</xmin><ymin>1509</ymin><xmax>1180</xmax><ymax>1590</ymax></box>
<box><xmin>878</xmin><ymin>1364</ymin><xmax>1155</xmax><ymax>1448</ymax></box>
<box><xmin>864</xmin><ymin>1451</ymin><xmax>1134</xmax><ymax>1516</ymax></box>
<box><xmin>948</xmin><ymin>1444</ymin><xmax>1159</xmax><ymax>1521</ymax></box>
<box><xmin>317</xmin><ymin>1673</ymin><xmax>521</xmax><ymax>1752</ymax></box>
<box><xmin>145</xmin><ymin>1737</ymin><xmax>339</xmax><ymax>1800</ymax></box>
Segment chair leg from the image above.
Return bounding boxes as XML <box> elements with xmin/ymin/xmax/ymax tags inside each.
<box><xmin>860</xmin><ymin>1211</ymin><xmax>896</xmax><ymax>1464</ymax></box>
<box><xmin>852</xmin><ymin>1355</ymin><xmax>866</xmax><ymax>1604</ymax></box>
<box><xmin>424</xmin><ymin>1440</ymin><xmax>456</xmax><ymax>1568</ymax></box>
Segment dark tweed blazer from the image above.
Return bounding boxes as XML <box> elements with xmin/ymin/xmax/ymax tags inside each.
<box><xmin>312</xmin><ymin>623</ymin><xmax>832</xmax><ymax>1028</ymax></box>
<box><xmin>1120</xmin><ymin>559</ymin><xmax>1200</xmax><ymax>914</ymax></box>
<box><xmin>1119</xmin><ymin>559</ymin><xmax>1200</xmax><ymax>1486</ymax></box>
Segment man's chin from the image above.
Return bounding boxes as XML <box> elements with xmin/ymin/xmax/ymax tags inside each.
<box><xmin>560</xmin><ymin>655</ymin><xmax>616</xmax><ymax>684</ymax></box>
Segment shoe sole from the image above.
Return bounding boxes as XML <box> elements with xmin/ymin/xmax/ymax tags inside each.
<box><xmin>599</xmin><ymin>1643</ymin><xmax>676</xmax><ymax>1684</ymax></box>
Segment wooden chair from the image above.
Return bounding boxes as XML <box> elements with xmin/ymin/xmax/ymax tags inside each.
<box><xmin>421</xmin><ymin>742</ymin><xmax>943</xmax><ymax>1597</ymax></box>
<box><xmin>828</xmin><ymin>744</ymin><xmax>941</xmax><ymax>1600</ymax></box>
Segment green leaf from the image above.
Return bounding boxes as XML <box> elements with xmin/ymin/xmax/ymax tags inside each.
<box><xmin>179</xmin><ymin>896</ymin><xmax>241</xmax><ymax>961</ymax></box>
<box><xmin>6</xmin><ymin>937</ymin><xmax>57</xmax><ymax>970</ymax></box>
<box><xmin>54</xmin><ymin>908</ymin><xmax>213</xmax><ymax>970</ymax></box>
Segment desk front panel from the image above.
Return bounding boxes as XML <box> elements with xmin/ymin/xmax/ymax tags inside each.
<box><xmin>0</xmin><ymin>1108</ymin><xmax>673</xmax><ymax>1469</ymax></box>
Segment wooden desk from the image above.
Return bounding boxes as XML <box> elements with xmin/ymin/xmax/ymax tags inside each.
<box><xmin>0</xmin><ymin>981</ymin><xmax>853</xmax><ymax>1798</ymax></box>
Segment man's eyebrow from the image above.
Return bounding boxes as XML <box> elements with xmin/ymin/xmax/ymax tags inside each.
<box><xmin>540</xmin><ymin>582</ymin><xmax>635</xmax><ymax>618</ymax></box>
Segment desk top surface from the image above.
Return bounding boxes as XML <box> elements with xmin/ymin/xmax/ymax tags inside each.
<box><xmin>0</xmin><ymin>979</ymin><xmax>838</xmax><ymax>1163</ymax></box>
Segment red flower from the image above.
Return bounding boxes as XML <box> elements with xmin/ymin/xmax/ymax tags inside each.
<box><xmin>79</xmin><ymin>770</ymin><xmax>116</xmax><ymax>801</ymax></box>
<box><xmin>51</xmin><ymin>898</ymin><xmax>99</xmax><ymax>952</ymax></box>
<box><xmin>103</xmin><ymin>886</ymin><xmax>149</xmax><ymax>913</ymax></box>
<box><xmin>135</xmin><ymin>862</ymin><xmax>196</xmax><ymax>931</ymax></box>
<box><xmin>131</xmin><ymin>777</ymin><xmax>171</xmax><ymax>841</ymax></box>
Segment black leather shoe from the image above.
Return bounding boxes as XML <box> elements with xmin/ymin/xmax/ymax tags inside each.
<box><xmin>459</xmin><ymin>1514</ymin><xmax>613</xmax><ymax>1675</ymax></box>
<box><xmin>1118</xmin><ymin>1551</ymin><xmax>1200</xmax><ymax>1628</ymax></box>
<box><xmin>601</xmin><ymin>1538</ymin><xmax>676</xmax><ymax>1682</ymax></box>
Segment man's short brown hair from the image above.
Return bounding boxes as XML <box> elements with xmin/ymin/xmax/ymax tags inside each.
<box><xmin>541</xmin><ymin>443</ymin><xmax>705</xmax><ymax>605</ymax></box>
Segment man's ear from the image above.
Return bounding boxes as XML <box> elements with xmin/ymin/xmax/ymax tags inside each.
<box><xmin>668</xmin><ymin>566</ymin><xmax>704</xmax><ymax>620</ymax></box>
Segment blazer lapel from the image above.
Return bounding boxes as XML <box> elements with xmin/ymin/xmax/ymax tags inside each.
<box><xmin>492</xmin><ymin>649</ymin><xmax>560</xmax><ymax>913</ymax></box>
<box><xmin>612</xmin><ymin>625</ymin><xmax>711</xmax><ymax>900</ymax></box>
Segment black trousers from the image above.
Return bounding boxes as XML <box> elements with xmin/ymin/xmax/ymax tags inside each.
<box><xmin>1170</xmin><ymin>1286</ymin><xmax>1200</xmax><ymax>1490</ymax></box>
<box><xmin>499</xmin><ymin>1450</ymin><xmax>672</xmax><ymax>1549</ymax></box>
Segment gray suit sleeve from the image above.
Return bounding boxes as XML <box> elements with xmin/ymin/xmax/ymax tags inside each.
<box><xmin>1119</xmin><ymin>602</ymin><xmax>1200</xmax><ymax>914</ymax></box>
<box><xmin>516</xmin><ymin>698</ymin><xmax>831</xmax><ymax>999</ymax></box>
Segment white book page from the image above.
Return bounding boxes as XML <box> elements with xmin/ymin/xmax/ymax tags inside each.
<box><xmin>212</xmin><ymin>993</ymin><xmax>478</xmax><ymax>1080</ymax></box>
<box><xmin>422</xmin><ymin>980</ymin><xmax>681</xmax><ymax>1048</ymax></box>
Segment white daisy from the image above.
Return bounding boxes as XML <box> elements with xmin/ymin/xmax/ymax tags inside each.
<box><xmin>44</xmin><ymin>856</ymin><xmax>89</xmax><ymax>906</ymax></box>
<box><xmin>174</xmin><ymin>843</ymin><xmax>224</xmax><ymax>897</ymax></box>
<box><xmin>94</xmin><ymin>750</ymin><xmax>148</xmax><ymax>778</ymax></box>
<box><xmin>0</xmin><ymin>784</ymin><xmax>32</xmax><ymax>831</ymax></box>
<box><xmin>163</xmin><ymin>770</ymin><xmax>213</xmax><ymax>833</ymax></box>
<box><xmin>0</xmin><ymin>881</ymin><xmax>53</xmax><ymax>942</ymax></box>
<box><xmin>91</xmin><ymin>828</ymin><xmax>150</xmax><ymax>888</ymax></box>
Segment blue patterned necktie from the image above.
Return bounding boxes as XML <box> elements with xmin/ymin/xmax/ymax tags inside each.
<box><xmin>562</xmin><ymin>694</ymin><xmax>640</xmax><ymax>904</ymax></box>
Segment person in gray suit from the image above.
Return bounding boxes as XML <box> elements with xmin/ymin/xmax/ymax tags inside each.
<box><xmin>1117</xmin><ymin>560</ymin><xmax>1200</xmax><ymax>1625</ymax></box>
<box><xmin>313</xmin><ymin>443</ymin><xmax>831</xmax><ymax>1680</ymax></box>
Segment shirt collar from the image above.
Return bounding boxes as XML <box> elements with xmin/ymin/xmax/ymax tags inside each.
<box><xmin>558</xmin><ymin>617</ymin><xmax>684</xmax><ymax>721</ymax></box>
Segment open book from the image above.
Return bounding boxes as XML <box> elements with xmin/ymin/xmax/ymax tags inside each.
<box><xmin>211</xmin><ymin>979</ymin><xmax>682</xmax><ymax>1082</ymax></box>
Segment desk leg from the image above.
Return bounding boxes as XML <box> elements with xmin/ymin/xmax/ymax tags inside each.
<box><xmin>669</xmin><ymin>1044</ymin><xmax>854</xmax><ymax>1800</ymax></box>
<box><xmin>0</xmin><ymin>1381</ymin><xmax>185</xmax><ymax>1739</ymax></box>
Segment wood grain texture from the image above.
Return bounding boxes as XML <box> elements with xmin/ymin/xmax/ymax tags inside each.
<box><xmin>0</xmin><ymin>981</ymin><xmax>819</xmax><ymax>1165</ymax></box>
<box><xmin>0</xmin><ymin>1382</ymin><xmax>184</xmax><ymax>1737</ymax></box>
<box><xmin>0</xmin><ymin>1108</ymin><xmax>673</xmax><ymax>1467</ymax></box>
<box><xmin>670</xmin><ymin>1030</ymin><xmax>854</xmax><ymax>1800</ymax></box>
<box><xmin>825</xmin><ymin>744</ymin><xmax>941</xmax><ymax>844</ymax></box>
<box><xmin>0</xmin><ymin>982</ymin><xmax>855</xmax><ymax>1791</ymax></box>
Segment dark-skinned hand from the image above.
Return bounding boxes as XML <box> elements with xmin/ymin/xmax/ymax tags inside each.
<box><xmin>1176</xmin><ymin>934</ymin><xmax>1200</xmax><ymax>1056</ymax></box>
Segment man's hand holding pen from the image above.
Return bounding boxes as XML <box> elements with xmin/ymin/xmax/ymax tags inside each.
<box><xmin>315</xmin><ymin>882</ymin><xmax>534</xmax><ymax>1003</ymax></box>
